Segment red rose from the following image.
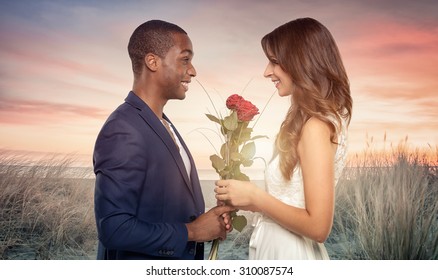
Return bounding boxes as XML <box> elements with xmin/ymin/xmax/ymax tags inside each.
<box><xmin>236</xmin><ymin>100</ymin><xmax>259</xmax><ymax>121</ymax></box>
<box><xmin>226</xmin><ymin>94</ymin><xmax>244</xmax><ymax>110</ymax></box>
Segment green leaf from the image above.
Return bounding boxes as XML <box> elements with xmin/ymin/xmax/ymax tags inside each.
<box><xmin>240</xmin><ymin>121</ymin><xmax>249</xmax><ymax>129</ymax></box>
<box><xmin>220</xmin><ymin>125</ymin><xmax>227</xmax><ymax>136</ymax></box>
<box><xmin>232</xmin><ymin>215</ymin><xmax>247</xmax><ymax>232</ymax></box>
<box><xmin>234</xmin><ymin>172</ymin><xmax>250</xmax><ymax>181</ymax></box>
<box><xmin>235</xmin><ymin>127</ymin><xmax>252</xmax><ymax>143</ymax></box>
<box><xmin>240</xmin><ymin>142</ymin><xmax>256</xmax><ymax>160</ymax></box>
<box><xmin>230</xmin><ymin>152</ymin><xmax>243</xmax><ymax>162</ymax></box>
<box><xmin>223</xmin><ymin>111</ymin><xmax>238</xmax><ymax>131</ymax></box>
<box><xmin>210</xmin><ymin>154</ymin><xmax>225</xmax><ymax>172</ymax></box>
<box><xmin>219</xmin><ymin>170</ymin><xmax>230</xmax><ymax>179</ymax></box>
<box><xmin>242</xmin><ymin>159</ymin><xmax>254</xmax><ymax>167</ymax></box>
<box><xmin>251</xmin><ymin>135</ymin><xmax>269</xmax><ymax>141</ymax></box>
<box><xmin>205</xmin><ymin>113</ymin><xmax>221</xmax><ymax>124</ymax></box>
<box><xmin>220</xmin><ymin>143</ymin><xmax>227</xmax><ymax>159</ymax></box>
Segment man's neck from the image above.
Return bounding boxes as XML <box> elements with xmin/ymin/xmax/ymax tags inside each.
<box><xmin>132</xmin><ymin>84</ymin><xmax>167</xmax><ymax>119</ymax></box>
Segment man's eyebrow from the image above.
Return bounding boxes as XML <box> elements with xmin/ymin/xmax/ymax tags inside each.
<box><xmin>181</xmin><ymin>49</ymin><xmax>194</xmax><ymax>55</ymax></box>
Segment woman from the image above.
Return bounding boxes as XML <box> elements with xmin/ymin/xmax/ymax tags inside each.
<box><xmin>215</xmin><ymin>18</ymin><xmax>352</xmax><ymax>259</ymax></box>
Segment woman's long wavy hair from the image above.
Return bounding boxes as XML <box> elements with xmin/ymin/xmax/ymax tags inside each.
<box><xmin>262</xmin><ymin>18</ymin><xmax>353</xmax><ymax>181</ymax></box>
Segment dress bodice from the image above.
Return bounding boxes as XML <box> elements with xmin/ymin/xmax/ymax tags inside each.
<box><xmin>264</xmin><ymin>119</ymin><xmax>348</xmax><ymax>208</ymax></box>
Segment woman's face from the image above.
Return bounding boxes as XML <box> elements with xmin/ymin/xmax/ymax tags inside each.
<box><xmin>263</xmin><ymin>52</ymin><xmax>293</xmax><ymax>97</ymax></box>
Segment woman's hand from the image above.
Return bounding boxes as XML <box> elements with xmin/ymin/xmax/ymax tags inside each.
<box><xmin>216</xmin><ymin>199</ymin><xmax>233</xmax><ymax>232</ymax></box>
<box><xmin>214</xmin><ymin>179</ymin><xmax>259</xmax><ymax>210</ymax></box>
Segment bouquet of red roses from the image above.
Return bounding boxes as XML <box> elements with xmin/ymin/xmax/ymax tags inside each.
<box><xmin>207</xmin><ymin>94</ymin><xmax>263</xmax><ymax>181</ymax></box>
<box><xmin>205</xmin><ymin>93</ymin><xmax>267</xmax><ymax>260</ymax></box>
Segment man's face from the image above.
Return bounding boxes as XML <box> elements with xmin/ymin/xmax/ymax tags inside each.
<box><xmin>158</xmin><ymin>33</ymin><xmax>196</xmax><ymax>100</ymax></box>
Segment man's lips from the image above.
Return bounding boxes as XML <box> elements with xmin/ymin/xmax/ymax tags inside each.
<box><xmin>181</xmin><ymin>81</ymin><xmax>189</xmax><ymax>91</ymax></box>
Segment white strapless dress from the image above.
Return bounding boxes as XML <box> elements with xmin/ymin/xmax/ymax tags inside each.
<box><xmin>249</xmin><ymin>120</ymin><xmax>348</xmax><ymax>260</ymax></box>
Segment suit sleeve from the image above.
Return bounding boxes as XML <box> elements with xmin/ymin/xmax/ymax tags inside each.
<box><xmin>93</xmin><ymin>115</ymin><xmax>188</xmax><ymax>258</ymax></box>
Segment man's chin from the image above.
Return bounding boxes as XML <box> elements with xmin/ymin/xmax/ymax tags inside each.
<box><xmin>174</xmin><ymin>87</ymin><xmax>187</xmax><ymax>100</ymax></box>
<box><xmin>172</xmin><ymin>94</ymin><xmax>186</xmax><ymax>100</ymax></box>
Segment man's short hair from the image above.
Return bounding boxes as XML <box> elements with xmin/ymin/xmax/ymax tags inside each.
<box><xmin>128</xmin><ymin>20</ymin><xmax>187</xmax><ymax>75</ymax></box>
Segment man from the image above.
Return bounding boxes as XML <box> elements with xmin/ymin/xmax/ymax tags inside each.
<box><xmin>93</xmin><ymin>20</ymin><xmax>233</xmax><ymax>260</ymax></box>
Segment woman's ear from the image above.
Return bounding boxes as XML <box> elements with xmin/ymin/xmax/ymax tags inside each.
<box><xmin>145</xmin><ymin>53</ymin><xmax>159</xmax><ymax>72</ymax></box>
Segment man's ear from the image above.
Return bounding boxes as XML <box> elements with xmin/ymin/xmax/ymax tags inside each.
<box><xmin>145</xmin><ymin>53</ymin><xmax>159</xmax><ymax>72</ymax></box>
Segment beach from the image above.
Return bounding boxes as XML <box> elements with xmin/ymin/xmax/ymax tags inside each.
<box><xmin>1</xmin><ymin>148</ymin><xmax>437</xmax><ymax>260</ymax></box>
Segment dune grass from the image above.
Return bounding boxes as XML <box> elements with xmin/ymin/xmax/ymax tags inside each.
<box><xmin>0</xmin><ymin>151</ymin><xmax>96</xmax><ymax>259</ymax></box>
<box><xmin>1</xmin><ymin>142</ymin><xmax>437</xmax><ymax>260</ymax></box>
<box><xmin>327</xmin><ymin>143</ymin><xmax>438</xmax><ymax>259</ymax></box>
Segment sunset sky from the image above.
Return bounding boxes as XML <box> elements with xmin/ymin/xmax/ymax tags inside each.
<box><xmin>1</xmin><ymin>0</ymin><xmax>437</xmax><ymax>172</ymax></box>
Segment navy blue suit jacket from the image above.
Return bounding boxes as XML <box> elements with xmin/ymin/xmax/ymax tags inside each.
<box><xmin>93</xmin><ymin>91</ymin><xmax>205</xmax><ymax>259</ymax></box>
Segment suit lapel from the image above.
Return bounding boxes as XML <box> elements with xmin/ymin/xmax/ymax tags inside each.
<box><xmin>125</xmin><ymin>92</ymin><xmax>195</xmax><ymax>199</ymax></box>
<box><xmin>166</xmin><ymin>116</ymin><xmax>205</xmax><ymax>212</ymax></box>
<box><xmin>161</xmin><ymin>115</ymin><xmax>193</xmax><ymax>192</ymax></box>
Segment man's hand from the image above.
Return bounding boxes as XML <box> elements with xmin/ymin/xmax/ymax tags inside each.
<box><xmin>186</xmin><ymin>205</ymin><xmax>235</xmax><ymax>242</ymax></box>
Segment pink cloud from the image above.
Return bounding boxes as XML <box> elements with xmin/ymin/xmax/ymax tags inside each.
<box><xmin>358</xmin><ymin>83</ymin><xmax>437</xmax><ymax>113</ymax></box>
<box><xmin>2</xmin><ymin>45</ymin><xmax>126</xmax><ymax>86</ymax></box>
<box><xmin>342</xmin><ymin>18</ymin><xmax>438</xmax><ymax>77</ymax></box>
<box><xmin>0</xmin><ymin>97</ymin><xmax>109</xmax><ymax>126</ymax></box>
<box><xmin>0</xmin><ymin>18</ymin><xmax>130</xmax><ymax>90</ymax></box>
<box><xmin>338</xmin><ymin>17</ymin><xmax>438</xmax><ymax>126</ymax></box>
